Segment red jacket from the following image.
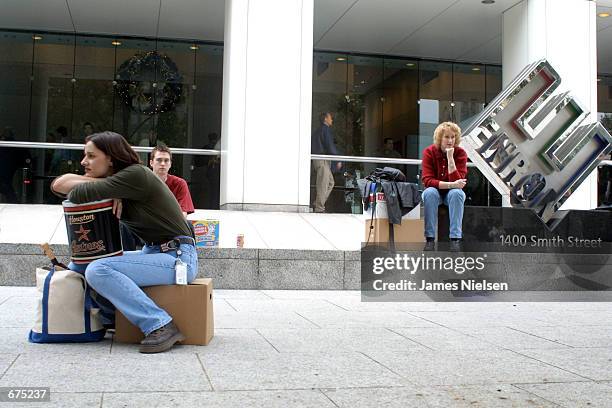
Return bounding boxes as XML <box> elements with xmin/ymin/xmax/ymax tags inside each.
<box><xmin>421</xmin><ymin>144</ymin><xmax>468</xmax><ymax>189</ymax></box>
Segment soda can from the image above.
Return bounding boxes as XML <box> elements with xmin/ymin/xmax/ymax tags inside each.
<box><xmin>237</xmin><ymin>234</ymin><xmax>244</xmax><ymax>248</ymax></box>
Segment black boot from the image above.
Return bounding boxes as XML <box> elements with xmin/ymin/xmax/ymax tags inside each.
<box><xmin>424</xmin><ymin>238</ymin><xmax>435</xmax><ymax>251</ymax></box>
<box><xmin>139</xmin><ymin>321</ymin><xmax>185</xmax><ymax>354</ymax></box>
<box><xmin>450</xmin><ymin>239</ymin><xmax>462</xmax><ymax>252</ymax></box>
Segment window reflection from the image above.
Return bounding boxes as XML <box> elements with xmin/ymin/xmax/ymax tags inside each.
<box><xmin>597</xmin><ymin>76</ymin><xmax>612</xmax><ymax>206</ymax></box>
<box><xmin>312</xmin><ymin>52</ymin><xmax>509</xmax><ymax>213</ymax></box>
<box><xmin>0</xmin><ymin>29</ymin><xmax>223</xmax><ymax>206</ymax></box>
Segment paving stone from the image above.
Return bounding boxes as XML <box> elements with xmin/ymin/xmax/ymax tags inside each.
<box><xmin>223</xmin><ymin>299</ymin><xmax>345</xmax><ymax>313</ymax></box>
<box><xmin>111</xmin><ymin>329</ymin><xmax>276</xmax><ymax>356</ymax></box>
<box><xmin>0</xmin><ymin>327</ymin><xmax>112</xmax><ymax>355</ymax></box>
<box><xmin>405</xmin><ymin>310</ymin><xmax>550</xmax><ymax>328</ymax></box>
<box><xmin>103</xmin><ymin>390</ymin><xmax>334</xmax><ymax>408</ymax></box>
<box><xmin>525</xmin><ymin>310</ymin><xmax>612</xmax><ymax>326</ymax></box>
<box><xmin>0</xmin><ymin>354</ymin><xmax>211</xmax><ymax>392</ymax></box>
<box><xmin>295</xmin><ymin>310</ymin><xmax>438</xmax><ymax>328</ymax></box>
<box><xmin>390</xmin><ymin>327</ymin><xmax>499</xmax><ymax>351</ymax></box>
<box><xmin>517</xmin><ymin>348</ymin><xmax>612</xmax><ymax>381</ymax></box>
<box><xmin>323</xmin><ymin>384</ymin><xmax>557</xmax><ymax>408</ymax></box>
<box><xmin>4</xmin><ymin>392</ymin><xmax>103</xmax><ymax>408</ymax></box>
<box><xmin>214</xmin><ymin>290</ymin><xmax>271</xmax><ymax>300</ymax></box>
<box><xmin>0</xmin><ymin>353</ymin><xmax>18</xmax><ymax>375</ymax></box>
<box><xmin>0</xmin><ymin>296</ymin><xmax>37</xmax><ymax>328</ymax></box>
<box><xmin>198</xmin><ymin>351</ymin><xmax>406</xmax><ymax>391</ymax></box>
<box><xmin>364</xmin><ymin>348</ymin><xmax>586</xmax><ymax>386</ymax></box>
<box><xmin>510</xmin><ymin>325</ymin><xmax>612</xmax><ymax>348</ymax></box>
<box><xmin>454</xmin><ymin>327</ymin><xmax>572</xmax><ymax>350</ymax></box>
<box><xmin>214</xmin><ymin>311</ymin><xmax>319</xmax><ymax>329</ymax></box>
<box><xmin>258</xmin><ymin>327</ymin><xmax>424</xmax><ymax>354</ymax></box>
<box><xmin>515</xmin><ymin>381</ymin><xmax>612</xmax><ymax>408</ymax></box>
<box><xmin>259</xmin><ymin>290</ymin><xmax>360</xmax><ymax>300</ymax></box>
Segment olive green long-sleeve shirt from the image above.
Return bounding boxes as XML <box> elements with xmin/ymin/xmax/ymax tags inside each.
<box><xmin>68</xmin><ymin>164</ymin><xmax>192</xmax><ymax>243</ymax></box>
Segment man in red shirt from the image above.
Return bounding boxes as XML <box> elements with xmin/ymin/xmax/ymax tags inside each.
<box><xmin>150</xmin><ymin>144</ymin><xmax>195</xmax><ymax>217</ymax></box>
<box><xmin>421</xmin><ymin>122</ymin><xmax>468</xmax><ymax>251</ymax></box>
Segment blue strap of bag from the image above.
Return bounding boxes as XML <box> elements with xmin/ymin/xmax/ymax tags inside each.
<box><xmin>41</xmin><ymin>266</ymin><xmax>55</xmax><ymax>335</ymax></box>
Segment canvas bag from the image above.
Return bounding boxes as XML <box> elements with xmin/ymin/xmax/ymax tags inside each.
<box><xmin>29</xmin><ymin>265</ymin><xmax>106</xmax><ymax>343</ymax></box>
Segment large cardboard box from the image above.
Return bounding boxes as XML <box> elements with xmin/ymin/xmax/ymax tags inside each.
<box><xmin>115</xmin><ymin>278</ymin><xmax>214</xmax><ymax>345</ymax></box>
<box><xmin>365</xmin><ymin>218</ymin><xmax>425</xmax><ymax>243</ymax></box>
<box><xmin>364</xmin><ymin>192</ymin><xmax>424</xmax><ymax>244</ymax></box>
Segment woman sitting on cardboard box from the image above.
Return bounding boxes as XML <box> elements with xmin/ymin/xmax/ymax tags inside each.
<box><xmin>52</xmin><ymin>131</ymin><xmax>197</xmax><ymax>353</ymax></box>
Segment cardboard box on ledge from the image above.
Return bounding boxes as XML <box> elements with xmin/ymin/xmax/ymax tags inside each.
<box><xmin>115</xmin><ymin>278</ymin><xmax>214</xmax><ymax>345</ymax></box>
<box><xmin>364</xmin><ymin>193</ymin><xmax>424</xmax><ymax>244</ymax></box>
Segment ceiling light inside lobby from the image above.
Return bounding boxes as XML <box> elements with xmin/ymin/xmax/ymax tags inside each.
<box><xmin>599</xmin><ymin>12</ymin><xmax>611</xmax><ymax>18</ymax></box>
<box><xmin>472</xmin><ymin>67</ymin><xmax>481</xmax><ymax>71</ymax></box>
<box><xmin>190</xmin><ymin>45</ymin><xmax>199</xmax><ymax>50</ymax></box>
<box><xmin>406</xmin><ymin>63</ymin><xmax>415</xmax><ymax>67</ymax></box>
<box><xmin>111</xmin><ymin>41</ymin><xmax>122</xmax><ymax>46</ymax></box>
<box><xmin>336</xmin><ymin>57</ymin><xmax>346</xmax><ymax>61</ymax></box>
<box><xmin>32</xmin><ymin>35</ymin><xmax>42</xmax><ymax>40</ymax></box>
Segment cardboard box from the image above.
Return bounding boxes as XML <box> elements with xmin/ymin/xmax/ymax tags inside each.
<box><xmin>191</xmin><ymin>220</ymin><xmax>219</xmax><ymax>247</ymax></box>
<box><xmin>115</xmin><ymin>278</ymin><xmax>214</xmax><ymax>345</ymax></box>
<box><xmin>365</xmin><ymin>218</ymin><xmax>425</xmax><ymax>244</ymax></box>
<box><xmin>364</xmin><ymin>192</ymin><xmax>424</xmax><ymax>243</ymax></box>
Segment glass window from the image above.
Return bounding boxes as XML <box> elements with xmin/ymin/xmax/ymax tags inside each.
<box><xmin>418</xmin><ymin>61</ymin><xmax>453</xmax><ymax>159</ymax></box>
<box><xmin>453</xmin><ymin>63</ymin><xmax>485</xmax><ymax>126</ymax></box>
<box><xmin>347</xmin><ymin>55</ymin><xmax>383</xmax><ymax>157</ymax></box>
<box><xmin>31</xmin><ymin>33</ymin><xmax>75</xmax><ymax>143</ymax></box>
<box><xmin>192</xmin><ymin>43</ymin><xmax>223</xmax><ymax>151</ymax></box>
<box><xmin>168</xmin><ymin>153</ymin><xmax>221</xmax><ymax>210</ymax></box>
<box><xmin>485</xmin><ymin>65</ymin><xmax>502</xmax><ymax>105</ymax></box>
<box><xmin>72</xmin><ymin>35</ymin><xmax>116</xmax><ymax>141</ymax></box>
<box><xmin>0</xmin><ymin>29</ymin><xmax>223</xmax><ymax>206</ymax></box>
<box><xmin>312</xmin><ymin>52</ymin><xmax>349</xmax><ymax>154</ymax></box>
<box><xmin>597</xmin><ymin>75</ymin><xmax>612</xmax><ymax>207</ymax></box>
<box><xmin>0</xmin><ymin>31</ymin><xmax>33</xmax><ymax>141</ymax></box>
<box><xmin>382</xmin><ymin>58</ymin><xmax>419</xmax><ymax>180</ymax></box>
<box><xmin>0</xmin><ymin>146</ymin><xmax>82</xmax><ymax>204</ymax></box>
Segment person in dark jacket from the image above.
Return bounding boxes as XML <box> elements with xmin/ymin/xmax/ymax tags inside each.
<box><xmin>421</xmin><ymin>122</ymin><xmax>468</xmax><ymax>251</ymax></box>
<box><xmin>311</xmin><ymin>112</ymin><xmax>342</xmax><ymax>212</ymax></box>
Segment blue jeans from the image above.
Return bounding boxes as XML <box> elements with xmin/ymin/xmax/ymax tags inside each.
<box><xmin>70</xmin><ymin>240</ymin><xmax>198</xmax><ymax>335</ymax></box>
<box><xmin>422</xmin><ymin>187</ymin><xmax>465</xmax><ymax>239</ymax></box>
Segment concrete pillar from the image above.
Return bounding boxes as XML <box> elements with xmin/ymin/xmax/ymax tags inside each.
<box><xmin>502</xmin><ymin>0</ymin><xmax>598</xmax><ymax>210</ymax></box>
<box><xmin>220</xmin><ymin>0</ymin><xmax>313</xmax><ymax>212</ymax></box>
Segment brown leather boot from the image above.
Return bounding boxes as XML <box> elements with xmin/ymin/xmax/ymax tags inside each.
<box><xmin>139</xmin><ymin>321</ymin><xmax>185</xmax><ymax>354</ymax></box>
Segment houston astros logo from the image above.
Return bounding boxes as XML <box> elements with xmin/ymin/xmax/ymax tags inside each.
<box><xmin>75</xmin><ymin>225</ymin><xmax>91</xmax><ymax>242</ymax></box>
<box><xmin>463</xmin><ymin>59</ymin><xmax>612</xmax><ymax>227</ymax></box>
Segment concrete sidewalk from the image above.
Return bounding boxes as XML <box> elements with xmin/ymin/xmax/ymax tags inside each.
<box><xmin>0</xmin><ymin>287</ymin><xmax>611</xmax><ymax>407</ymax></box>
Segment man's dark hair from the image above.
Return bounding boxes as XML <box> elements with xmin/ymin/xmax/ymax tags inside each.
<box><xmin>319</xmin><ymin>112</ymin><xmax>332</xmax><ymax>124</ymax></box>
<box><xmin>150</xmin><ymin>143</ymin><xmax>172</xmax><ymax>161</ymax></box>
<box><xmin>384</xmin><ymin>137</ymin><xmax>394</xmax><ymax>144</ymax></box>
<box><xmin>83</xmin><ymin>122</ymin><xmax>94</xmax><ymax>128</ymax></box>
<box><xmin>85</xmin><ymin>131</ymin><xmax>141</xmax><ymax>172</ymax></box>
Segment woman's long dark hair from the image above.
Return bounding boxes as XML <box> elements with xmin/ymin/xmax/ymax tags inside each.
<box><xmin>85</xmin><ymin>131</ymin><xmax>141</xmax><ymax>172</ymax></box>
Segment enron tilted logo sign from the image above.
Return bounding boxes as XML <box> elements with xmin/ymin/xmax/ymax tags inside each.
<box><xmin>462</xmin><ymin>59</ymin><xmax>612</xmax><ymax>227</ymax></box>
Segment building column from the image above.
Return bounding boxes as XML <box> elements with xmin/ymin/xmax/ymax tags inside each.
<box><xmin>502</xmin><ymin>0</ymin><xmax>598</xmax><ymax>210</ymax></box>
<box><xmin>219</xmin><ymin>0</ymin><xmax>313</xmax><ymax>212</ymax></box>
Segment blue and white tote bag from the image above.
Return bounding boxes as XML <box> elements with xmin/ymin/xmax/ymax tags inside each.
<box><xmin>29</xmin><ymin>265</ymin><xmax>106</xmax><ymax>343</ymax></box>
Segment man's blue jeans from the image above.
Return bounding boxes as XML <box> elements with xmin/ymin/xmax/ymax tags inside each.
<box><xmin>69</xmin><ymin>241</ymin><xmax>198</xmax><ymax>335</ymax></box>
<box><xmin>422</xmin><ymin>187</ymin><xmax>465</xmax><ymax>239</ymax></box>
